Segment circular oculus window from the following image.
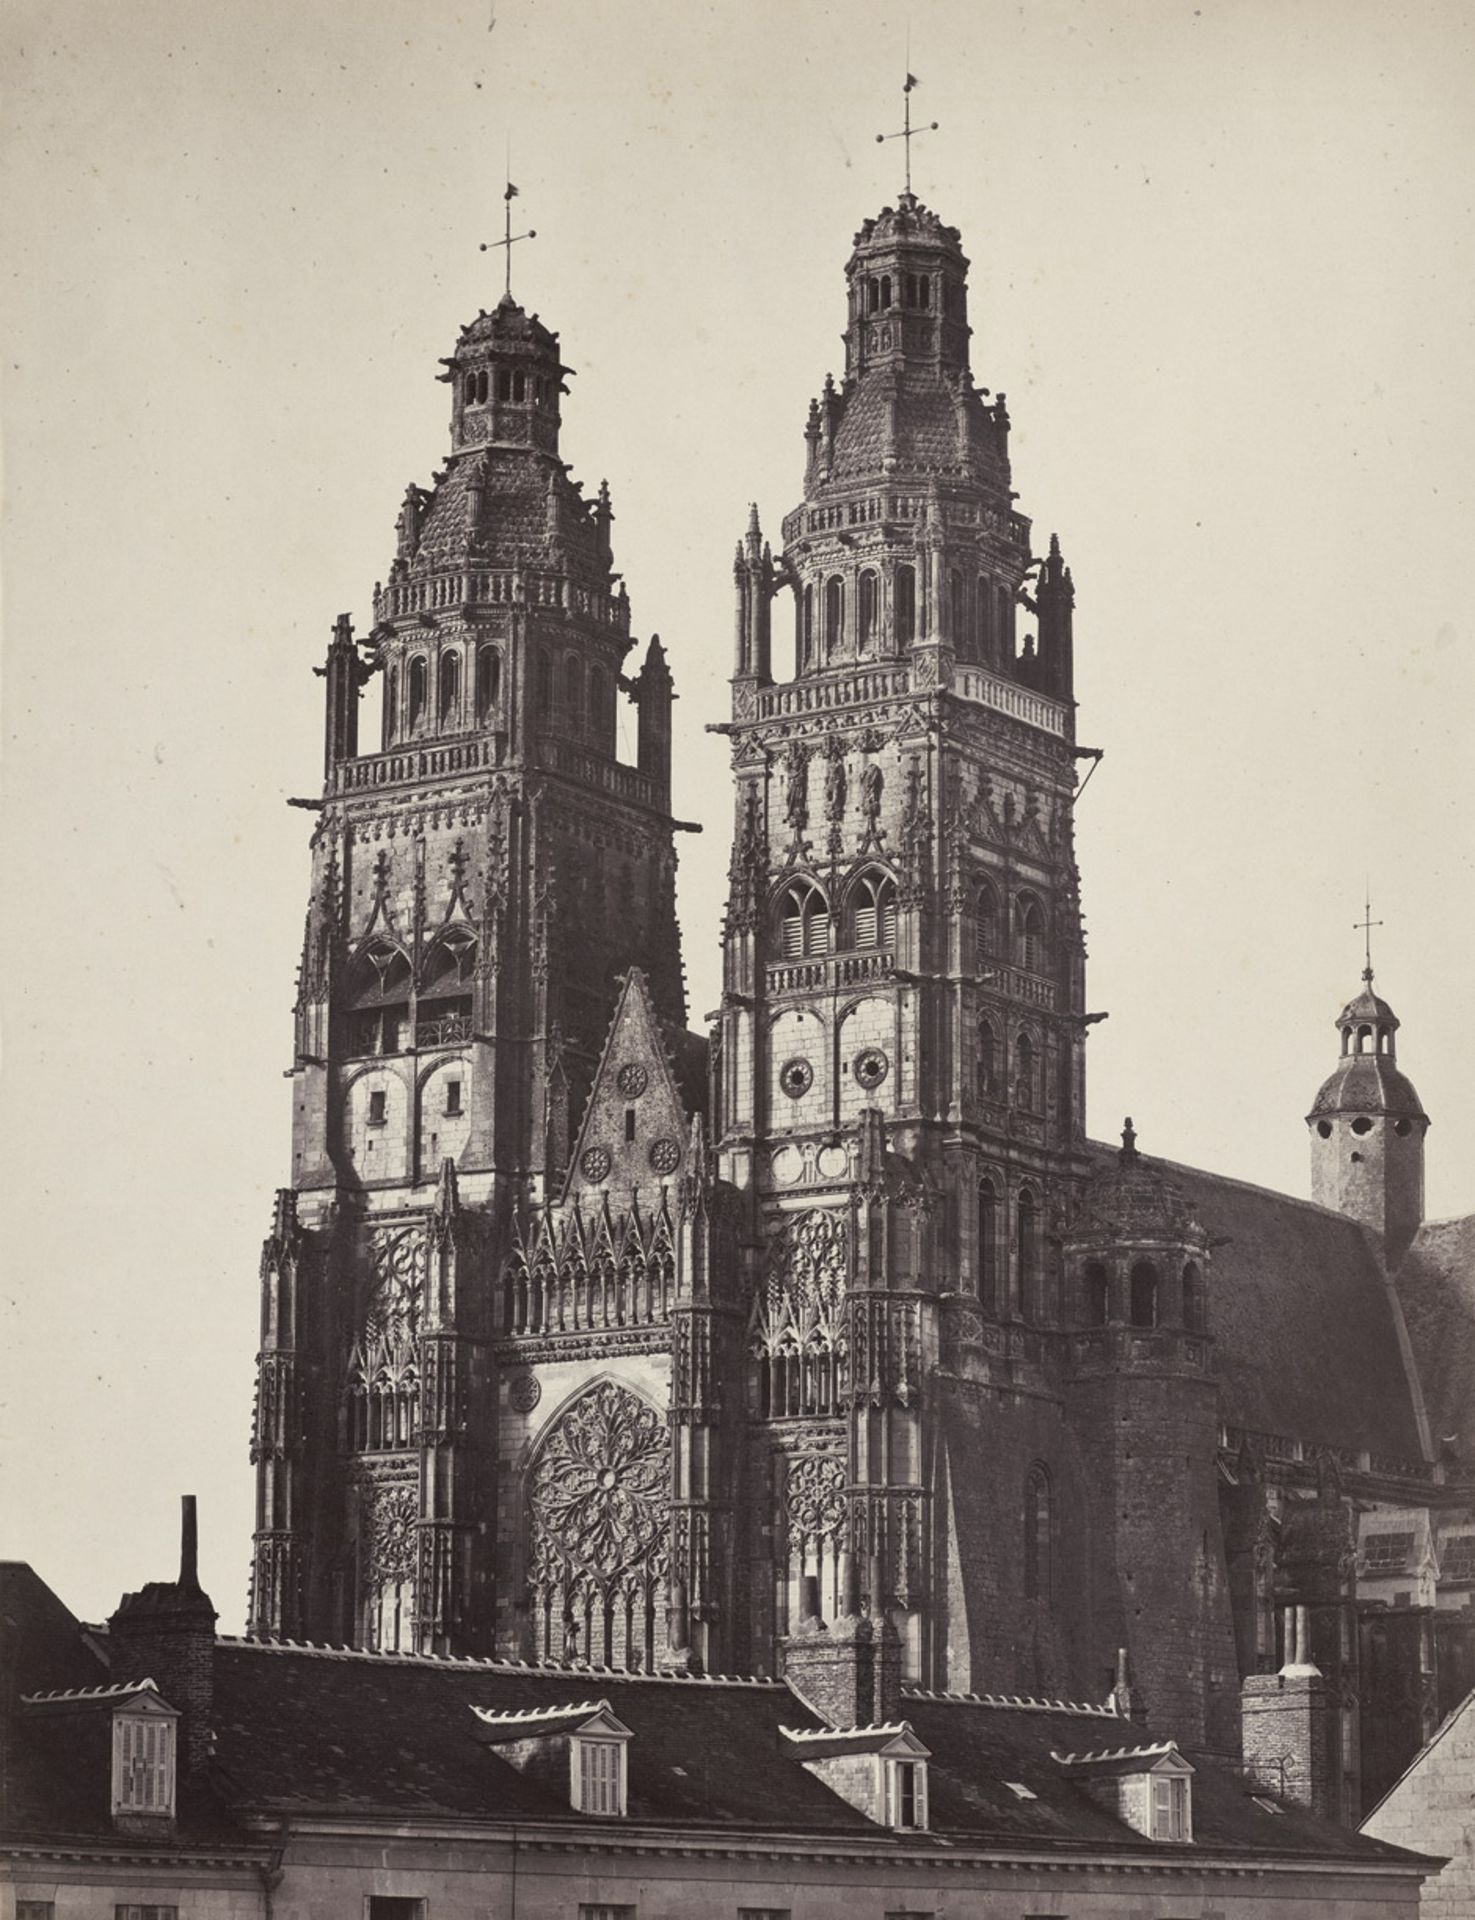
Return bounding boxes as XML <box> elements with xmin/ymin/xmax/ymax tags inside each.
<box><xmin>780</xmin><ymin>1057</ymin><xmax>814</xmax><ymax>1099</ymax></box>
<box><xmin>616</xmin><ymin>1062</ymin><xmax>649</xmax><ymax>1099</ymax></box>
<box><xmin>853</xmin><ymin>1047</ymin><xmax>889</xmax><ymax>1091</ymax></box>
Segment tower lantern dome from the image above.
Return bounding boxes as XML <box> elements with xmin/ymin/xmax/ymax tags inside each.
<box><xmin>1308</xmin><ymin>969</ymin><xmax>1428</xmax><ymax>1259</ymax></box>
<box><xmin>843</xmin><ymin>194</ymin><xmax>972</xmax><ymax>382</ymax></box>
<box><xmin>440</xmin><ymin>292</ymin><xmax>568</xmax><ymax>457</ymax></box>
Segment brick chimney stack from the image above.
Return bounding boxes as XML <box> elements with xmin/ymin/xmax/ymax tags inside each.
<box><xmin>781</xmin><ymin>1558</ymin><xmax>901</xmax><ymax>1728</ymax></box>
<box><xmin>1241</xmin><ymin>1604</ymin><xmax>1335</xmax><ymax>1817</ymax></box>
<box><xmin>108</xmin><ymin>1496</ymin><xmax>218</xmax><ymax>1778</ymax></box>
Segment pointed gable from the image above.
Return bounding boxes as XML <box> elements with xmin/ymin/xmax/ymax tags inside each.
<box><xmin>565</xmin><ymin>969</ymin><xmax>694</xmax><ymax>1203</ymax></box>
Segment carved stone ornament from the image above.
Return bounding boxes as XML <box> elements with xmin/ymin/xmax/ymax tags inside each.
<box><xmin>364</xmin><ymin>1227</ymin><xmax>426</xmax><ymax>1351</ymax></box>
<box><xmin>779</xmin><ymin>1057</ymin><xmax>814</xmax><ymax>1100</ymax></box>
<box><xmin>648</xmin><ymin>1137</ymin><xmax>681</xmax><ymax>1176</ymax></box>
<box><xmin>580</xmin><ymin>1145</ymin><xmax>613</xmax><ymax>1182</ymax></box>
<box><xmin>508</xmin><ymin>1370</ymin><xmax>542</xmax><ymax>1414</ymax></box>
<box><xmin>529</xmin><ymin>1382</ymin><xmax>668</xmax><ymax>1583</ymax></box>
<box><xmin>616</xmin><ymin>1062</ymin><xmax>649</xmax><ymax>1099</ymax></box>
<box><xmin>853</xmin><ymin>1047</ymin><xmax>889</xmax><ymax>1091</ymax></box>
<box><xmin>786</xmin><ymin>1453</ymin><xmax>847</xmax><ymax>1539</ymax></box>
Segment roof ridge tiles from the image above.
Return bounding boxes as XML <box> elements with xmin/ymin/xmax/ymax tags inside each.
<box><xmin>217</xmin><ymin>1635</ymin><xmax>783</xmax><ymax>1686</ymax></box>
<box><xmin>1052</xmin><ymin>1741</ymin><xmax>1177</xmax><ymax>1764</ymax></box>
<box><xmin>901</xmin><ymin>1685</ymin><xmax>1120</xmax><ymax>1717</ymax></box>
<box><xmin>780</xmin><ymin>1721</ymin><xmax>910</xmax><ymax>1740</ymax></box>
<box><xmin>22</xmin><ymin>1678</ymin><xmax>160</xmax><ymax>1704</ymax></box>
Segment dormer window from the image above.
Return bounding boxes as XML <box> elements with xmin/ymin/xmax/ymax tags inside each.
<box><xmin>781</xmin><ymin>1722</ymin><xmax>930</xmax><ymax>1832</ymax></box>
<box><xmin>1052</xmin><ymin>1741</ymin><xmax>1194</xmax><ymax>1844</ymax></box>
<box><xmin>472</xmin><ymin>1699</ymin><xmax>632</xmax><ymax>1820</ymax></box>
<box><xmin>112</xmin><ymin>1700</ymin><xmax>177</xmax><ymax>1820</ymax></box>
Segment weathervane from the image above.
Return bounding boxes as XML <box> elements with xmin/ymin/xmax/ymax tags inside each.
<box><xmin>480</xmin><ymin>177</ymin><xmax>537</xmax><ymax>299</ymax></box>
<box><xmin>1355</xmin><ymin>887</ymin><xmax>1383</xmax><ymax>983</ymax></box>
<box><xmin>876</xmin><ymin>72</ymin><xmax>938</xmax><ymax>197</ymax></box>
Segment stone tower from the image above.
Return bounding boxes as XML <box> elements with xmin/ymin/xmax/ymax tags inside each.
<box><xmin>249</xmin><ymin>282</ymin><xmax>693</xmax><ymax>1653</ymax></box>
<box><xmin>716</xmin><ymin>192</ymin><xmax>1098</xmax><ymax>1689</ymax></box>
<box><xmin>1308</xmin><ymin>971</ymin><xmax>1428</xmax><ymax>1261</ymax></box>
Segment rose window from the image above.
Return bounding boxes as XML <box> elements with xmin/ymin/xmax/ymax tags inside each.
<box><xmin>530</xmin><ymin>1381</ymin><xmax>668</xmax><ymax>1584</ymax></box>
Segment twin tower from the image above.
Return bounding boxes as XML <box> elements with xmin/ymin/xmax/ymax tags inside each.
<box><xmin>249</xmin><ymin>192</ymin><xmax>1430</xmax><ymax>1762</ymax></box>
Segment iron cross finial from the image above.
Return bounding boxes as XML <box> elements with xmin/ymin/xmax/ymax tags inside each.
<box><xmin>876</xmin><ymin>72</ymin><xmax>938</xmax><ymax>198</ymax></box>
<box><xmin>1355</xmin><ymin>886</ymin><xmax>1383</xmax><ymax>984</ymax></box>
<box><xmin>480</xmin><ymin>177</ymin><xmax>537</xmax><ymax>299</ymax></box>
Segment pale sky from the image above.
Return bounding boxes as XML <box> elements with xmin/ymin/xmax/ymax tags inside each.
<box><xmin>3</xmin><ymin>0</ymin><xmax>1472</xmax><ymax>1628</ymax></box>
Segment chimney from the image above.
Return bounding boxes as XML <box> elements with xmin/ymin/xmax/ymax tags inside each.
<box><xmin>108</xmin><ymin>1497</ymin><xmax>218</xmax><ymax>1778</ymax></box>
<box><xmin>781</xmin><ymin>1555</ymin><xmax>901</xmax><ymax>1728</ymax></box>
<box><xmin>1241</xmin><ymin>1605</ymin><xmax>1335</xmax><ymax>1817</ymax></box>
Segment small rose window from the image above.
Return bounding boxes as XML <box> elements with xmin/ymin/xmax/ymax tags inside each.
<box><xmin>853</xmin><ymin>1048</ymin><xmax>889</xmax><ymax>1091</ymax></box>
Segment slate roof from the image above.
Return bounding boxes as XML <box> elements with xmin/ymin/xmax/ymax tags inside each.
<box><xmin>1394</xmin><ymin>1213</ymin><xmax>1475</xmax><ymax>1464</ymax></box>
<box><xmin>1308</xmin><ymin>1053</ymin><xmax>1426</xmax><ymax>1120</ymax></box>
<box><xmin>1085</xmin><ymin>1146</ymin><xmax>1430</xmax><ymax>1465</ymax></box>
<box><xmin>197</xmin><ymin>1638</ymin><xmax>1419</xmax><ymax>1864</ymax></box>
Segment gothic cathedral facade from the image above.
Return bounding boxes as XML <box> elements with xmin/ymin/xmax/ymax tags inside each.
<box><xmin>250</xmin><ymin>191</ymin><xmax>1473</xmax><ymax>1813</ymax></box>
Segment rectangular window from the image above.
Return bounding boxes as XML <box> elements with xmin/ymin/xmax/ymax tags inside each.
<box><xmin>883</xmin><ymin>1756</ymin><xmax>928</xmax><ymax>1831</ymax></box>
<box><xmin>444</xmin><ymin>1078</ymin><xmax>462</xmax><ymax>1117</ymax></box>
<box><xmin>578</xmin><ymin>1908</ymin><xmax>635</xmax><ymax>1920</ymax></box>
<box><xmin>115</xmin><ymin>1909</ymin><xmax>178</xmax><ymax>1920</ymax></box>
<box><xmin>576</xmin><ymin>1738</ymin><xmax>626</xmax><ymax>1817</ymax></box>
<box><xmin>112</xmin><ymin>1713</ymin><xmax>176</xmax><ymax>1817</ymax></box>
<box><xmin>367</xmin><ymin>1901</ymin><xmax>425</xmax><ymax>1920</ymax></box>
<box><xmin>367</xmin><ymin>1089</ymin><xmax>388</xmax><ymax>1127</ymax></box>
<box><xmin>19</xmin><ymin>1905</ymin><xmax>56</xmax><ymax>1920</ymax></box>
<box><xmin>738</xmin><ymin>1910</ymin><xmax>792</xmax><ymax>1920</ymax></box>
<box><xmin>1150</xmin><ymin>1771</ymin><xmax>1190</xmax><ymax>1841</ymax></box>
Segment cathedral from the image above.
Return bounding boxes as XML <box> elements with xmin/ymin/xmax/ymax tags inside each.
<box><xmin>247</xmin><ymin>185</ymin><xmax>1475</xmax><ymax>1822</ymax></box>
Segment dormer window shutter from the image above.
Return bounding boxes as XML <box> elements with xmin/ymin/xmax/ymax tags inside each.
<box><xmin>576</xmin><ymin>1735</ymin><xmax>626</xmax><ymax>1817</ymax></box>
<box><xmin>112</xmin><ymin>1710</ymin><xmax>177</xmax><ymax>1818</ymax></box>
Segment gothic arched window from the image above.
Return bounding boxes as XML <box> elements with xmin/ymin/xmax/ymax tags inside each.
<box><xmin>824</xmin><ymin>577</ymin><xmax>844</xmax><ymax>653</ymax></box>
<box><xmin>1024</xmin><ymin>1464</ymin><xmax>1052</xmax><ymax>1600</ymax></box>
<box><xmin>408</xmin><ymin>656</ymin><xmax>428</xmax><ymax>729</ymax></box>
<box><xmin>778</xmin><ymin>879</ymin><xmax>830</xmax><ymax>959</ymax></box>
<box><xmin>1130</xmin><ymin>1259</ymin><xmax>1159</xmax><ymax>1328</ymax></box>
<box><xmin>1017</xmin><ymin>1186</ymin><xmax>1038</xmax><ymax>1316</ymax></box>
<box><xmin>978</xmin><ymin>1177</ymin><xmax>999</xmax><ymax>1314</ymax></box>
<box><xmin>975</xmin><ymin>877</ymin><xmax>1000</xmax><ymax>958</ymax></box>
<box><xmin>880</xmin><ymin>274</ymin><xmax>892</xmax><ymax>310</ymax></box>
<box><xmin>1016</xmin><ymin>893</ymin><xmax>1047</xmax><ymax>973</ymax></box>
<box><xmin>858</xmin><ymin>570</ymin><xmax>878</xmax><ymax>651</ymax></box>
<box><xmin>1015</xmin><ymin>1031</ymin><xmax>1036</xmax><ymax>1109</ymax></box>
<box><xmin>497</xmin><ymin>368</ymin><xmax>512</xmax><ymax>402</ymax></box>
<box><xmin>589</xmin><ymin>665</ymin><xmax>611</xmax><ymax>746</ymax></box>
<box><xmin>1084</xmin><ymin>1259</ymin><xmax>1110</xmax><ymax>1326</ymax></box>
<box><xmin>475</xmin><ymin>645</ymin><xmax>501</xmax><ymax>720</ymax></box>
<box><xmin>977</xmin><ymin>1017</ymin><xmax>998</xmax><ymax>1098</ymax></box>
<box><xmin>851</xmin><ymin>871</ymin><xmax>897</xmax><ymax>950</ymax></box>
<box><xmin>565</xmin><ymin>655</ymin><xmax>584</xmax><ymax>733</ymax></box>
<box><xmin>1183</xmin><ymin>1260</ymin><xmax>1206</xmax><ymax>1333</ymax></box>
<box><xmin>976</xmin><ymin>574</ymin><xmax>993</xmax><ymax>662</ymax></box>
<box><xmin>536</xmin><ymin>651</ymin><xmax>552</xmax><ymax>719</ymax></box>
<box><xmin>895</xmin><ymin>565</ymin><xmax>916</xmax><ymax>645</ymax></box>
<box><xmin>950</xmin><ymin>569</ymin><xmax>965</xmax><ymax>647</ymax></box>
<box><xmin>438</xmin><ymin>650</ymin><xmax>460</xmax><ymax>723</ymax></box>
<box><xmin>385</xmin><ymin>666</ymin><xmax>398</xmax><ymax>742</ymax></box>
<box><xmin>801</xmin><ymin>585</ymin><xmax>815</xmax><ymax>669</ymax></box>
<box><xmin>347</xmin><ymin>940</ymin><xmax>412</xmax><ymax>1058</ymax></box>
<box><xmin>867</xmin><ymin>277</ymin><xmax>880</xmax><ymax>314</ymax></box>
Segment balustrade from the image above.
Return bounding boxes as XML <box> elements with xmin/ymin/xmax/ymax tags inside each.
<box><xmin>503</xmin><ymin>1256</ymin><xmax>674</xmax><ymax>1337</ymax></box>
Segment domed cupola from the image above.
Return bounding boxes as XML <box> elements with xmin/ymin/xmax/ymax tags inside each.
<box><xmin>843</xmin><ymin>194</ymin><xmax>972</xmax><ymax>382</ymax></box>
<box><xmin>442</xmin><ymin>292</ymin><xmax>568</xmax><ymax>457</ymax></box>
<box><xmin>1309</xmin><ymin>967</ymin><xmax>1428</xmax><ymax>1258</ymax></box>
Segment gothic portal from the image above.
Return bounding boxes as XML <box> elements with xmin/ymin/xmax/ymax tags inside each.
<box><xmin>249</xmin><ymin>190</ymin><xmax>1474</xmax><ymax>1818</ymax></box>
